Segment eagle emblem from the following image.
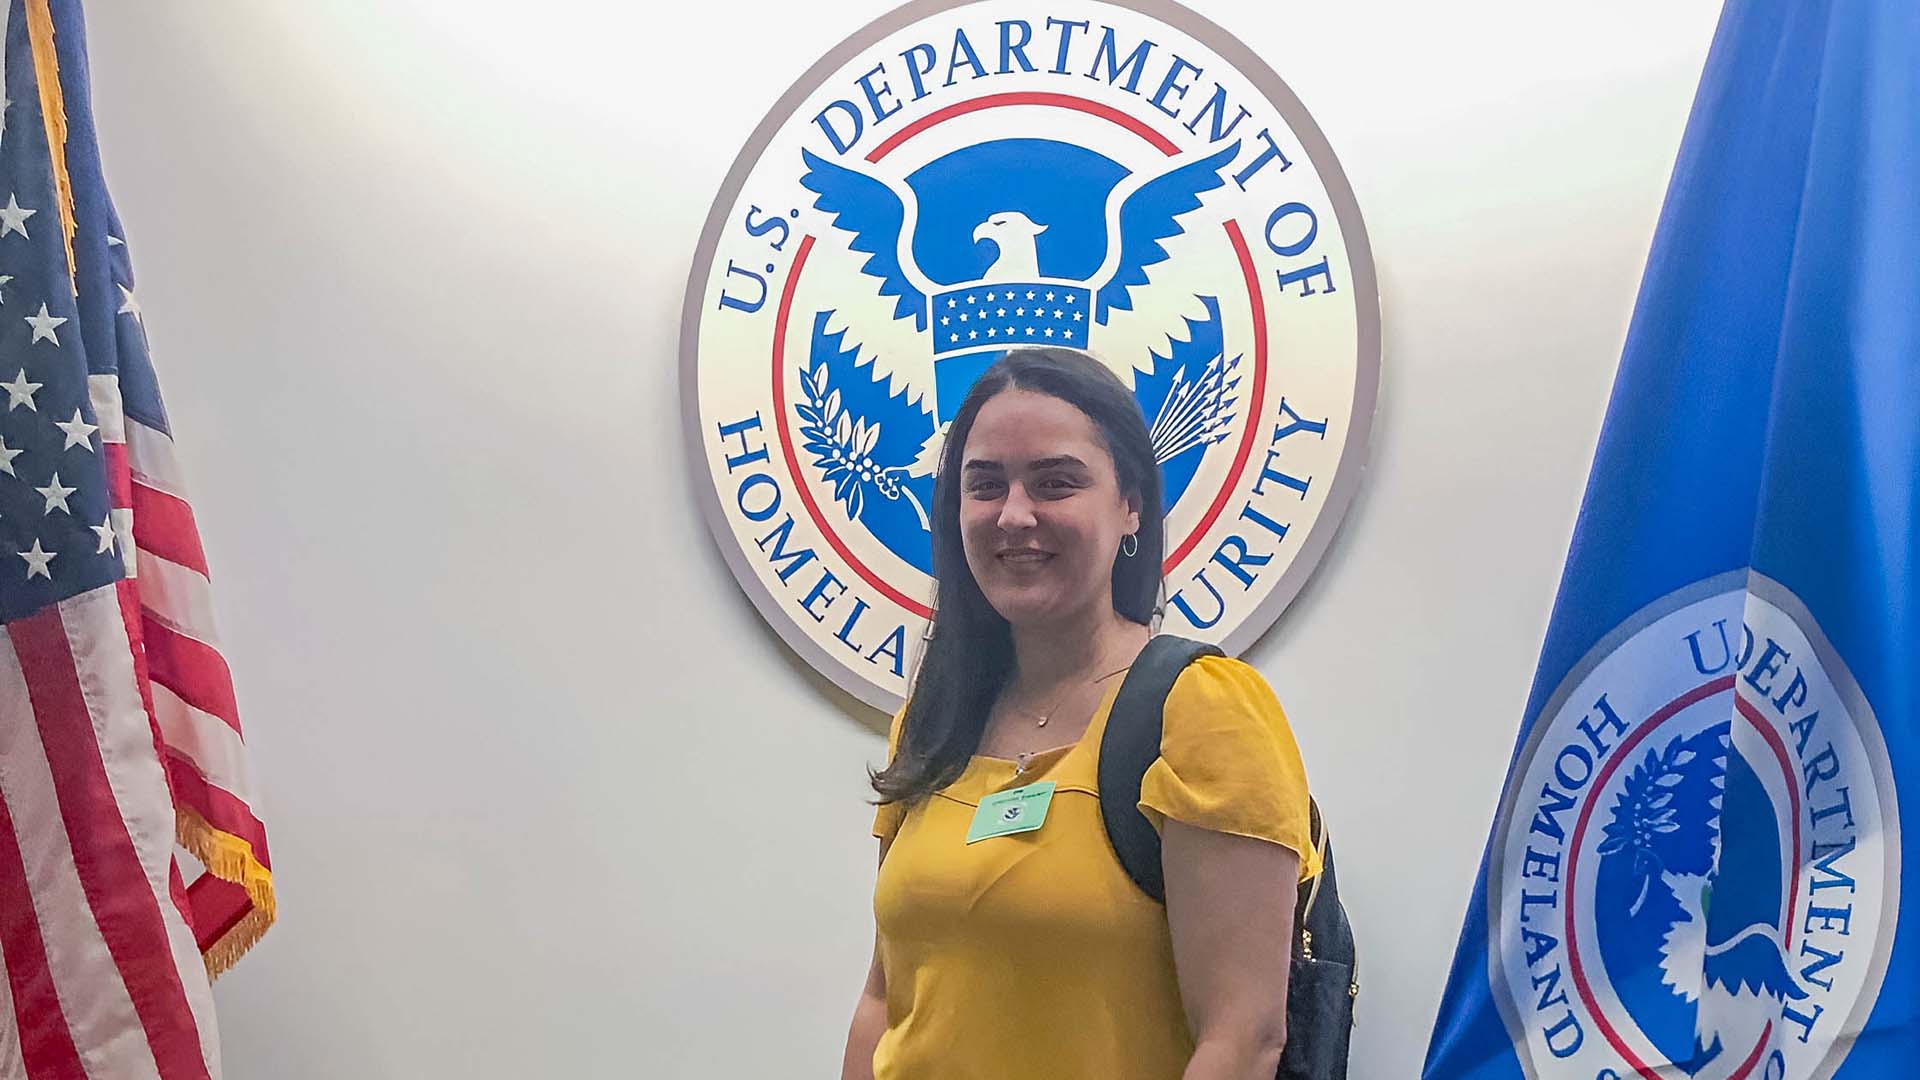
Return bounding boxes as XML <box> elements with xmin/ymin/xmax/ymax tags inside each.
<box><xmin>790</xmin><ymin>137</ymin><xmax>1246</xmax><ymax>572</ymax></box>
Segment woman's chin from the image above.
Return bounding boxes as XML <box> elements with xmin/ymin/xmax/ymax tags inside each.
<box><xmin>983</xmin><ymin>588</ymin><xmax>1074</xmax><ymax>631</ymax></box>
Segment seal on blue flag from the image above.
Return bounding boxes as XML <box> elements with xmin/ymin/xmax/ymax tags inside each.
<box><xmin>1486</xmin><ymin>573</ymin><xmax>1900</xmax><ymax>1080</ymax></box>
<box><xmin>681</xmin><ymin>0</ymin><xmax>1379</xmax><ymax>709</ymax></box>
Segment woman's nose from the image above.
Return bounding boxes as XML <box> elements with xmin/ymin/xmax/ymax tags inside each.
<box><xmin>997</xmin><ymin>483</ymin><xmax>1038</xmax><ymax>531</ymax></box>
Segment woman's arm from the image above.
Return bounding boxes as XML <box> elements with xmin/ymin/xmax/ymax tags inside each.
<box><xmin>839</xmin><ymin>839</ymin><xmax>892</xmax><ymax>1080</ymax></box>
<box><xmin>1163</xmin><ymin>819</ymin><xmax>1300</xmax><ymax>1080</ymax></box>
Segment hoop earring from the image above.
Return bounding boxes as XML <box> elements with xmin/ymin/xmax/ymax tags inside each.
<box><xmin>1120</xmin><ymin>533</ymin><xmax>1139</xmax><ymax>558</ymax></box>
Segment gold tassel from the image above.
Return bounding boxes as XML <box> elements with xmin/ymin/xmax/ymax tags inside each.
<box><xmin>176</xmin><ymin>806</ymin><xmax>277</xmax><ymax>980</ymax></box>
<box><xmin>23</xmin><ymin>0</ymin><xmax>77</xmax><ymax>295</ymax></box>
<box><xmin>200</xmin><ymin>905</ymin><xmax>274</xmax><ymax>981</ymax></box>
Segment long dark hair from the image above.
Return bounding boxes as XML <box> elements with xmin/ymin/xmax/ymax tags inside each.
<box><xmin>871</xmin><ymin>347</ymin><xmax>1164</xmax><ymax>807</ymax></box>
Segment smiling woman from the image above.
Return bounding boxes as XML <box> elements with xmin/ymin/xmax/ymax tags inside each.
<box><xmin>847</xmin><ymin>348</ymin><xmax>1321</xmax><ymax>1080</ymax></box>
<box><xmin>872</xmin><ymin>347</ymin><xmax>1164</xmax><ymax>806</ymax></box>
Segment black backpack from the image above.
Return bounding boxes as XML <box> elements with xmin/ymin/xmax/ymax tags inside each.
<box><xmin>1097</xmin><ymin>636</ymin><xmax>1358</xmax><ymax>1080</ymax></box>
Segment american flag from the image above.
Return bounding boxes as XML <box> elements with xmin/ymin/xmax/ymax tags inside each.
<box><xmin>0</xmin><ymin>3</ymin><xmax>271</xmax><ymax>1078</ymax></box>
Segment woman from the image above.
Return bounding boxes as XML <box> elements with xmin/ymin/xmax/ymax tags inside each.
<box><xmin>841</xmin><ymin>347</ymin><xmax>1321</xmax><ymax>1080</ymax></box>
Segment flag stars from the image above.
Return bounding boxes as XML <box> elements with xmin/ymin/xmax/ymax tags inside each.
<box><xmin>1</xmin><ymin>369</ymin><xmax>40</xmax><ymax>411</ymax></box>
<box><xmin>1063</xmin><ymin>330</ymin><xmax>1074</xmax><ymax>340</ymax></box>
<box><xmin>940</xmin><ymin>316</ymin><xmax>949</xmax><ymax>326</ymax></box>
<box><xmin>1025</xmin><ymin>290</ymin><xmax>1036</xmax><ymax>300</ymax></box>
<box><xmin>1045</xmin><ymin>292</ymin><xmax>1055</xmax><ymax>301</ymax></box>
<box><xmin>25</xmin><ymin>304</ymin><xmax>66</xmax><ymax>346</ymax></box>
<box><xmin>985</xmin><ymin>291</ymin><xmax>997</xmax><ymax>302</ymax></box>
<box><xmin>996</xmin><ymin>308</ymin><xmax>1006</xmax><ymax>317</ymax></box>
<box><xmin>1065</xmin><ymin>294</ymin><xmax>1077</xmax><ymax>304</ymax></box>
<box><xmin>0</xmin><ymin>436</ymin><xmax>19</xmax><ymax>475</ymax></box>
<box><xmin>0</xmin><ymin>194</ymin><xmax>34</xmax><ymax>239</ymax></box>
<box><xmin>1015</xmin><ymin>307</ymin><xmax>1026</xmax><ymax>316</ymax></box>
<box><xmin>1052</xmin><ymin>309</ymin><xmax>1063</xmax><ymax>319</ymax></box>
<box><xmin>0</xmin><ymin>274</ymin><xmax>12</xmax><ymax>305</ymax></box>
<box><xmin>18</xmin><ymin>540</ymin><xmax>54</xmax><ymax>580</ymax></box>
<box><xmin>117</xmin><ymin>285</ymin><xmax>142</xmax><ymax>322</ymax></box>
<box><xmin>968</xmin><ymin>330</ymin><xmax>978</xmax><ymax>340</ymax></box>
<box><xmin>56</xmin><ymin>410</ymin><xmax>97</xmax><ymax>452</ymax></box>
<box><xmin>949</xmin><ymin>332</ymin><xmax>959</xmax><ymax>343</ymax></box>
<box><xmin>92</xmin><ymin>516</ymin><xmax>116</xmax><ymax>555</ymax></box>
<box><xmin>1044</xmin><ymin>327</ymin><xmax>1056</xmax><ymax>338</ymax></box>
<box><xmin>986</xmin><ymin>327</ymin><xmax>998</xmax><ymax>338</ymax></box>
<box><xmin>37</xmin><ymin>474</ymin><xmax>75</xmax><ymax>515</ymax></box>
<box><xmin>1072</xmin><ymin>311</ymin><xmax>1084</xmax><ymax>322</ymax></box>
<box><xmin>965</xmin><ymin>294</ymin><xmax>977</xmax><ymax>304</ymax></box>
<box><xmin>959</xmin><ymin>312</ymin><xmax>968</xmax><ymax>322</ymax></box>
<box><xmin>947</xmin><ymin>298</ymin><xmax>957</xmax><ymax>309</ymax></box>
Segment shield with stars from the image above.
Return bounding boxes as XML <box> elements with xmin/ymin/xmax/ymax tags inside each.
<box><xmin>682</xmin><ymin>0</ymin><xmax>1380</xmax><ymax>710</ymax></box>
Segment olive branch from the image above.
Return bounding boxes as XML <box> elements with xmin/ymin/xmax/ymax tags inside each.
<box><xmin>1599</xmin><ymin>734</ymin><xmax>1699</xmax><ymax>915</ymax></box>
<box><xmin>795</xmin><ymin>362</ymin><xmax>928</xmax><ymax>529</ymax></box>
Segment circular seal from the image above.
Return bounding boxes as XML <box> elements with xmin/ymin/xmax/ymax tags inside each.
<box><xmin>681</xmin><ymin>0</ymin><xmax>1380</xmax><ymax>709</ymax></box>
<box><xmin>1487</xmin><ymin>573</ymin><xmax>1901</xmax><ymax>1080</ymax></box>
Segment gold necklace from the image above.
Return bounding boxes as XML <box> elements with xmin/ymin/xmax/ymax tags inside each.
<box><xmin>1008</xmin><ymin>663</ymin><xmax>1134</xmax><ymax>729</ymax></box>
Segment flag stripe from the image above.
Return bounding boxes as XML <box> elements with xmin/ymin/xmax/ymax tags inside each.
<box><xmin>86</xmin><ymin>375</ymin><xmax>125</xmax><ymax>446</ymax></box>
<box><xmin>151</xmin><ymin>682</ymin><xmax>253</xmax><ymax>809</ymax></box>
<box><xmin>128</xmin><ymin>483</ymin><xmax>206</xmax><ymax>579</ymax></box>
<box><xmin>181</xmin><ymin>876</ymin><xmax>250</xmax><ymax>956</ymax></box>
<box><xmin>11</xmin><ymin>601</ymin><xmax>212</xmax><ymax>1080</ymax></box>
<box><xmin>103</xmin><ymin>442</ymin><xmax>134</xmax><ymax>524</ymax></box>
<box><xmin>133</xmin><ymin>552</ymin><xmax>219</xmax><ymax>649</ymax></box>
<box><xmin>0</xmin><ymin>797</ymin><xmax>89</xmax><ymax>1080</ymax></box>
<box><xmin>137</xmin><ymin>618</ymin><xmax>236</xmax><ymax>736</ymax></box>
<box><xmin>0</xmin><ymin>618</ymin><xmax>154</xmax><ymax>1080</ymax></box>
<box><xmin>123</xmin><ymin>421</ymin><xmax>185</xmax><ymax>498</ymax></box>
<box><xmin>55</xmin><ymin>589</ymin><xmax>222</xmax><ymax>1074</ymax></box>
<box><xmin>162</xmin><ymin>758</ymin><xmax>268</xmax><ymax>865</ymax></box>
<box><xmin>0</xmin><ymin>912</ymin><xmax>26</xmax><ymax>1078</ymax></box>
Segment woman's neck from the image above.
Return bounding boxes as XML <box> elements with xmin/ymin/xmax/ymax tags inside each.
<box><xmin>1008</xmin><ymin>607</ymin><xmax>1148</xmax><ymax>692</ymax></box>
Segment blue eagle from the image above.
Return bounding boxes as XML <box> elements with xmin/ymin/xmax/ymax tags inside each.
<box><xmin>789</xmin><ymin>137</ymin><xmax>1247</xmax><ymax>572</ymax></box>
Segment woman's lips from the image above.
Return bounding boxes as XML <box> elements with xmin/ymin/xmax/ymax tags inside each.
<box><xmin>996</xmin><ymin>550</ymin><xmax>1053</xmax><ymax>566</ymax></box>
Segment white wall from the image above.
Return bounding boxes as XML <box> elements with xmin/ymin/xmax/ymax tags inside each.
<box><xmin>85</xmin><ymin>2</ymin><xmax>1721</xmax><ymax>1076</ymax></box>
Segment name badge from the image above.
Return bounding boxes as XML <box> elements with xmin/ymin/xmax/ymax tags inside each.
<box><xmin>966</xmin><ymin>781</ymin><xmax>1056</xmax><ymax>844</ymax></box>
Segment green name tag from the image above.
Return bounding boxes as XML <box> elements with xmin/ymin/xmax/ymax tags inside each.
<box><xmin>966</xmin><ymin>781</ymin><xmax>1056</xmax><ymax>844</ymax></box>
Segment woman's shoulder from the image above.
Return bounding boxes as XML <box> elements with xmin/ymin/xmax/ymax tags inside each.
<box><xmin>1163</xmin><ymin>653</ymin><xmax>1286</xmax><ymax>725</ymax></box>
<box><xmin>1135</xmin><ymin>650</ymin><xmax>1317</xmax><ymax>874</ymax></box>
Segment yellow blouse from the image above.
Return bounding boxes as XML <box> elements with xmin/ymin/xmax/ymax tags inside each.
<box><xmin>868</xmin><ymin>655</ymin><xmax>1319</xmax><ymax>1080</ymax></box>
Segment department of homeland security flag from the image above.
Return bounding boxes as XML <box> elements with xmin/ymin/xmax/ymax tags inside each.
<box><xmin>1423</xmin><ymin>0</ymin><xmax>1916</xmax><ymax>1077</ymax></box>
<box><xmin>0</xmin><ymin>2</ymin><xmax>273</xmax><ymax>1076</ymax></box>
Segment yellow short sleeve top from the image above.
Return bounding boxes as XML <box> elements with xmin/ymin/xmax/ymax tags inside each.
<box><xmin>867</xmin><ymin>655</ymin><xmax>1318</xmax><ymax>1080</ymax></box>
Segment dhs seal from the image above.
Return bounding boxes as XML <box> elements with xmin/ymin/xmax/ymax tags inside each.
<box><xmin>1488</xmin><ymin>573</ymin><xmax>1901</xmax><ymax>1080</ymax></box>
<box><xmin>681</xmin><ymin>0</ymin><xmax>1379</xmax><ymax>709</ymax></box>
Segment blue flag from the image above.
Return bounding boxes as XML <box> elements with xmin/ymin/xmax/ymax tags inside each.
<box><xmin>1422</xmin><ymin>0</ymin><xmax>1917</xmax><ymax>1077</ymax></box>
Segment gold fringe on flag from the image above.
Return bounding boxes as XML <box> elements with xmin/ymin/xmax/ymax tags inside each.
<box><xmin>177</xmin><ymin>806</ymin><xmax>278</xmax><ymax>980</ymax></box>
<box><xmin>24</xmin><ymin>0</ymin><xmax>77</xmax><ymax>294</ymax></box>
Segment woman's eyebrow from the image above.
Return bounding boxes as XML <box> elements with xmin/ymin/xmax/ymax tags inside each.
<box><xmin>1028</xmin><ymin>455</ymin><xmax>1089</xmax><ymax>471</ymax></box>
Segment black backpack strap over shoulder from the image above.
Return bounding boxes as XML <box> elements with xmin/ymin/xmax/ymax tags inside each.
<box><xmin>1098</xmin><ymin>635</ymin><xmax>1223</xmax><ymax>903</ymax></box>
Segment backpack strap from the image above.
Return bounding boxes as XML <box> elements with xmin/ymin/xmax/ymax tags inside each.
<box><xmin>1098</xmin><ymin>635</ymin><xmax>1223</xmax><ymax>903</ymax></box>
